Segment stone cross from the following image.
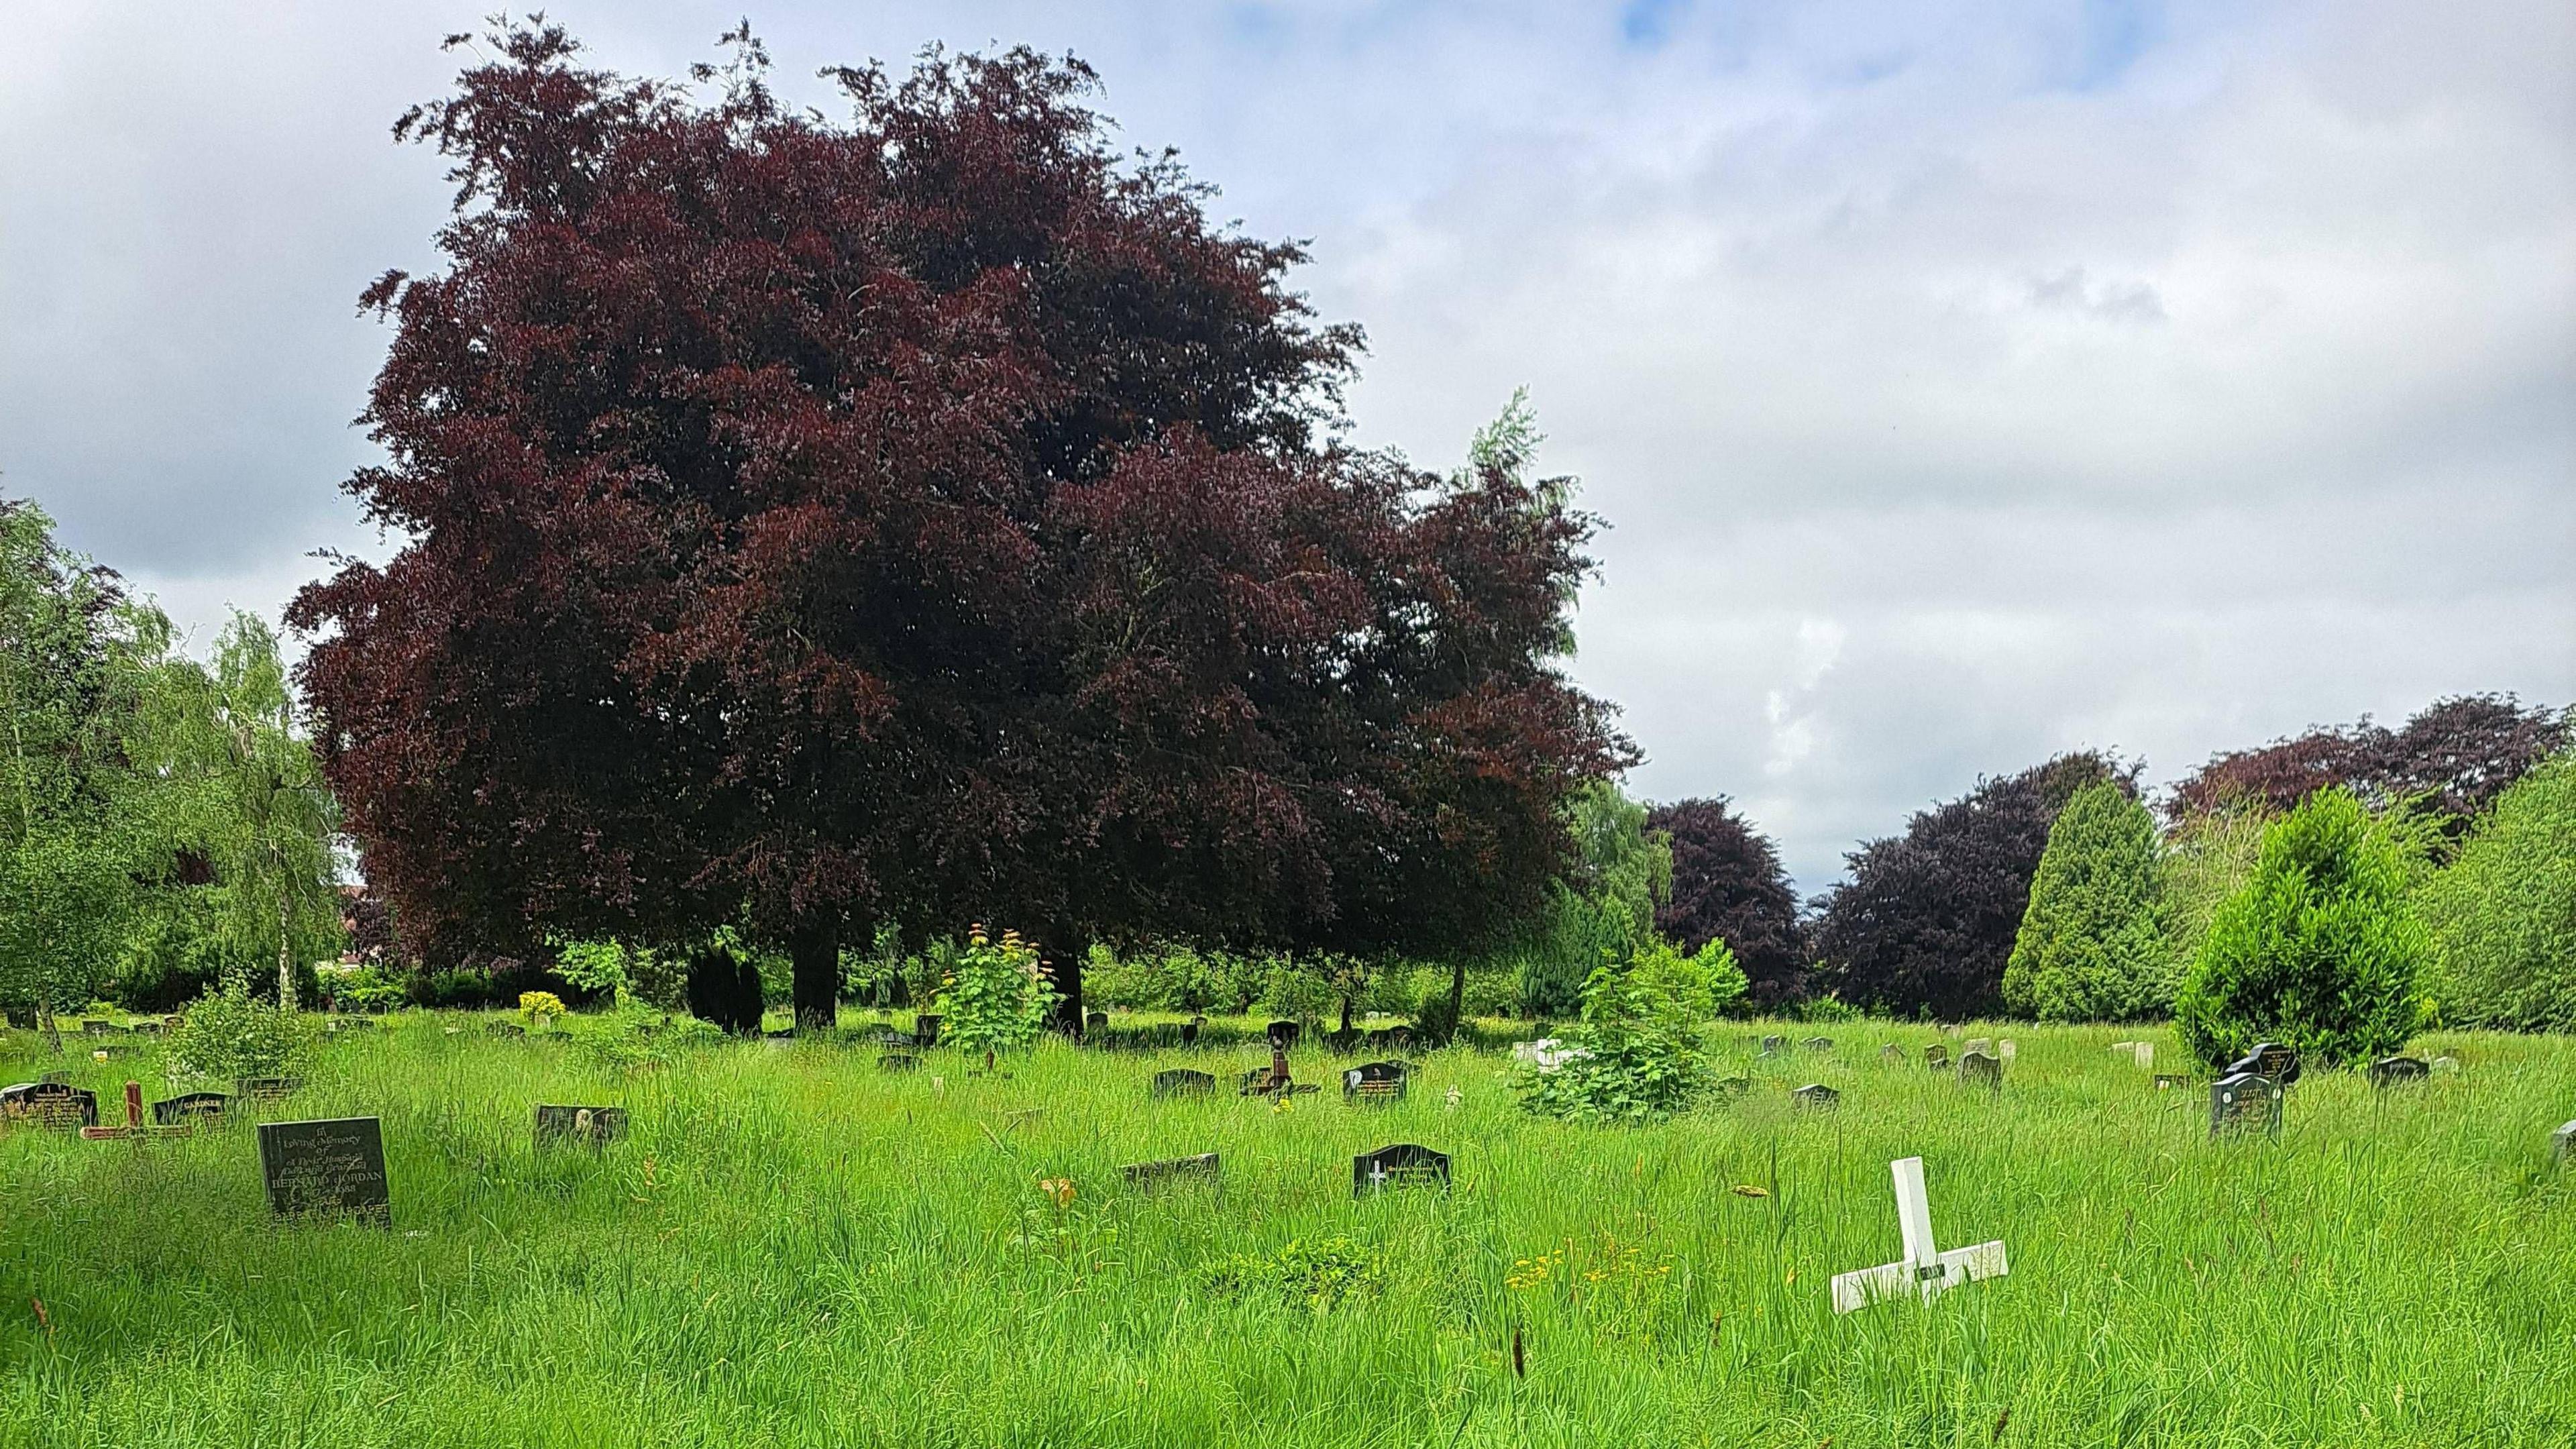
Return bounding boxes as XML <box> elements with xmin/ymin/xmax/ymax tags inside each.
<box><xmin>1829</xmin><ymin>1156</ymin><xmax>2008</xmax><ymax>1313</ymax></box>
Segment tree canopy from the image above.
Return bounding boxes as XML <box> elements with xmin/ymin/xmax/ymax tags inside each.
<box><xmin>1647</xmin><ymin>796</ymin><xmax>1804</xmax><ymax>1010</ymax></box>
<box><xmin>2168</xmin><ymin>694</ymin><xmax>2568</xmax><ymax>832</ymax></box>
<box><xmin>291</xmin><ymin>22</ymin><xmax>1629</xmax><ymax>1032</ymax></box>
<box><xmin>2418</xmin><ymin>752</ymin><xmax>2576</xmax><ymax>1032</ymax></box>
<box><xmin>1809</xmin><ymin>752</ymin><xmax>2127</xmax><ymax>1020</ymax></box>
<box><xmin>2002</xmin><ymin>779</ymin><xmax>2165</xmax><ymax>1022</ymax></box>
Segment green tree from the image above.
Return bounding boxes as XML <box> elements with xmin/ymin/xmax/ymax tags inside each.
<box><xmin>2003</xmin><ymin>780</ymin><xmax>2166</xmax><ymax>1020</ymax></box>
<box><xmin>2416</xmin><ymin>752</ymin><xmax>2576</xmax><ymax>1030</ymax></box>
<box><xmin>2159</xmin><ymin>806</ymin><xmax>2265</xmax><ymax>994</ymax></box>
<box><xmin>1507</xmin><ymin>782</ymin><xmax>1674</xmax><ymax>1019</ymax></box>
<box><xmin>156</xmin><ymin>612</ymin><xmax>343</xmax><ymax>1010</ymax></box>
<box><xmin>0</xmin><ymin>499</ymin><xmax>172</xmax><ymax>1050</ymax></box>
<box><xmin>2174</xmin><ymin>788</ymin><xmax>2430</xmax><ymax>1069</ymax></box>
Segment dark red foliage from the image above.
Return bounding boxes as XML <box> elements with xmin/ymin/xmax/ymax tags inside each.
<box><xmin>1809</xmin><ymin>753</ymin><xmax>2131</xmax><ymax>1020</ymax></box>
<box><xmin>1646</xmin><ymin>797</ymin><xmax>1805</xmax><ymax>1010</ymax></box>
<box><xmin>2168</xmin><ymin>694</ymin><xmax>2568</xmax><ymax>826</ymax></box>
<box><xmin>290</xmin><ymin>22</ymin><xmax>1629</xmax><ymax>1030</ymax></box>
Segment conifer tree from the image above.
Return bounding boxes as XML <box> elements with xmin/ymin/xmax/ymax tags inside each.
<box><xmin>2002</xmin><ymin>780</ymin><xmax>2165</xmax><ymax>1021</ymax></box>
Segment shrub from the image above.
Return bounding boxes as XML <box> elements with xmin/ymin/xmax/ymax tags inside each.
<box><xmin>1512</xmin><ymin>938</ymin><xmax>1743</xmax><ymax>1124</ymax></box>
<box><xmin>2174</xmin><ymin>789</ymin><xmax>2430</xmax><ymax>1069</ymax></box>
<box><xmin>568</xmin><ymin>1010</ymin><xmax>725</xmax><ymax>1072</ymax></box>
<box><xmin>1195</xmin><ymin>1237</ymin><xmax>1383</xmax><ymax>1311</ymax></box>
<box><xmin>942</xmin><ymin>926</ymin><xmax>1060</xmax><ymax>1066</ymax></box>
<box><xmin>164</xmin><ymin>972</ymin><xmax>317</xmax><ymax>1085</ymax></box>
<box><xmin>2417</xmin><ymin>753</ymin><xmax>2576</xmax><ymax>1030</ymax></box>
<box><xmin>2003</xmin><ymin>781</ymin><xmax>2167</xmax><ymax>1021</ymax></box>
<box><xmin>325</xmin><ymin>963</ymin><xmax>410</xmax><ymax>1013</ymax></box>
<box><xmin>519</xmin><ymin>990</ymin><xmax>567</xmax><ymax>1026</ymax></box>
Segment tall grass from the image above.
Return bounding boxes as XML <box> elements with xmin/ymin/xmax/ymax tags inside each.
<box><xmin>3</xmin><ymin>1015</ymin><xmax>2571</xmax><ymax>1446</ymax></box>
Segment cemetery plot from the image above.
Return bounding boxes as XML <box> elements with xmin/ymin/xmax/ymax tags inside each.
<box><xmin>235</xmin><ymin>1077</ymin><xmax>302</xmax><ymax>1105</ymax></box>
<box><xmin>2368</xmin><ymin>1056</ymin><xmax>2428</xmax><ymax>1088</ymax></box>
<box><xmin>1792</xmin><ymin>1083</ymin><xmax>1841</xmax><ymax>1111</ymax></box>
<box><xmin>2227</xmin><ymin>1042</ymin><xmax>2300</xmax><ymax>1085</ymax></box>
<box><xmin>1265</xmin><ymin>1020</ymin><xmax>1300</xmax><ymax>1052</ymax></box>
<box><xmin>1121</xmin><ymin>1152</ymin><xmax>1220</xmax><ymax>1190</ymax></box>
<box><xmin>152</xmin><ymin>1091</ymin><xmax>230</xmax><ymax>1127</ymax></box>
<box><xmin>1152</xmin><ymin>1069</ymin><xmax>1216</xmax><ymax>1098</ymax></box>
<box><xmin>1352</xmin><ymin>1143</ymin><xmax>1450</xmax><ymax>1197</ymax></box>
<box><xmin>1801</xmin><ymin>1036</ymin><xmax>1833</xmax><ymax>1052</ymax></box>
<box><xmin>1830</xmin><ymin>1157</ymin><xmax>2009</xmax><ymax>1313</ymax></box>
<box><xmin>258</xmin><ymin>1117</ymin><xmax>391</xmax><ymax>1222</ymax></box>
<box><xmin>1959</xmin><ymin>1051</ymin><xmax>2002</xmax><ymax>1090</ymax></box>
<box><xmin>534</xmin><ymin>1105</ymin><xmax>629</xmax><ymax>1147</ymax></box>
<box><xmin>1923</xmin><ymin>1044</ymin><xmax>1950</xmax><ymax>1070</ymax></box>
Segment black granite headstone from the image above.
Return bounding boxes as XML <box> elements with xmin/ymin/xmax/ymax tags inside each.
<box><xmin>1266</xmin><ymin>1020</ymin><xmax>1300</xmax><ymax>1052</ymax></box>
<box><xmin>2210</xmin><ymin>1072</ymin><xmax>2283</xmax><ymax>1136</ymax></box>
<box><xmin>1179</xmin><ymin>1018</ymin><xmax>1201</xmax><ymax>1048</ymax></box>
<box><xmin>913</xmin><ymin>1014</ymin><xmax>941</xmax><ymax>1049</ymax></box>
<box><xmin>2226</xmin><ymin>1042</ymin><xmax>2301</xmax><ymax>1085</ymax></box>
<box><xmin>2367</xmin><ymin>1056</ymin><xmax>2428</xmax><ymax>1089</ymax></box>
<box><xmin>1353</xmin><ymin>1142</ymin><xmax>1450</xmax><ymax>1196</ymax></box>
<box><xmin>1152</xmin><ymin>1069</ymin><xmax>1216</xmax><ymax>1098</ymax></box>
<box><xmin>1343</xmin><ymin>1060</ymin><xmax>1409</xmax><ymax>1103</ymax></box>
<box><xmin>1</xmin><ymin>1081</ymin><xmax>97</xmax><ymax>1130</ymax></box>
<box><xmin>152</xmin><ymin>1091</ymin><xmax>229</xmax><ymax>1127</ymax></box>
<box><xmin>534</xmin><ymin>1104</ymin><xmax>629</xmax><ymax>1146</ymax></box>
<box><xmin>1085</xmin><ymin>1011</ymin><xmax>1110</xmax><ymax>1035</ymax></box>
<box><xmin>258</xmin><ymin>1117</ymin><xmax>390</xmax><ymax>1220</ymax></box>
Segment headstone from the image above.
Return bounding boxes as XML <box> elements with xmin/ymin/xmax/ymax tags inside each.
<box><xmin>878</xmin><ymin>1052</ymin><xmax>920</xmax><ymax>1072</ymax></box>
<box><xmin>235</xmin><ymin>1077</ymin><xmax>301</xmax><ymax>1105</ymax></box>
<box><xmin>2210</xmin><ymin>1073</ymin><xmax>2283</xmax><ymax>1137</ymax></box>
<box><xmin>258</xmin><ymin>1117</ymin><xmax>390</xmax><ymax>1221</ymax></box>
<box><xmin>2226</xmin><ymin>1042</ymin><xmax>2300</xmax><ymax>1085</ymax></box>
<box><xmin>1792</xmin><ymin>1083</ymin><xmax>1841</xmax><ymax>1111</ymax></box>
<box><xmin>1959</xmin><ymin>1051</ymin><xmax>2002</xmax><ymax>1090</ymax></box>
<box><xmin>2153</xmin><ymin>1073</ymin><xmax>2188</xmax><ymax>1091</ymax></box>
<box><xmin>534</xmin><ymin>1104</ymin><xmax>629</xmax><ymax>1147</ymax></box>
<box><xmin>1152</xmin><ymin>1069</ymin><xmax>1216</xmax><ymax>1098</ymax></box>
<box><xmin>1997</xmin><ymin>1039</ymin><xmax>2017</xmax><ymax>1063</ymax></box>
<box><xmin>1880</xmin><ymin>1044</ymin><xmax>1907</xmax><ymax>1065</ymax></box>
<box><xmin>2368</xmin><ymin>1056</ymin><xmax>2429</xmax><ymax>1089</ymax></box>
<box><xmin>1760</xmin><ymin>1034</ymin><xmax>1787</xmax><ymax>1057</ymax></box>
<box><xmin>1179</xmin><ymin>1018</ymin><xmax>1201</xmax><ymax>1048</ymax></box>
<box><xmin>1344</xmin><ymin>1061</ymin><xmax>1409</xmax><ymax>1104</ymax></box>
<box><xmin>487</xmin><ymin>1022</ymin><xmax>525</xmax><ymax>1038</ymax></box>
<box><xmin>1829</xmin><ymin>1157</ymin><xmax>2008</xmax><ymax>1313</ymax></box>
<box><xmin>2</xmin><ymin>1006</ymin><xmax>34</xmax><ymax>1030</ymax></box>
<box><xmin>763</xmin><ymin>1030</ymin><xmax>795</xmax><ymax>1050</ymax></box>
<box><xmin>1801</xmin><ymin>1036</ymin><xmax>1833</xmax><ymax>1053</ymax></box>
<box><xmin>1352</xmin><ymin>1142</ymin><xmax>1450</xmax><ymax>1197</ymax></box>
<box><xmin>1265</xmin><ymin>1020</ymin><xmax>1300</xmax><ymax>1052</ymax></box>
<box><xmin>912</xmin><ymin>1014</ymin><xmax>941</xmax><ymax>1048</ymax></box>
<box><xmin>133</xmin><ymin>1020</ymin><xmax>165</xmax><ymax>1037</ymax></box>
<box><xmin>1512</xmin><ymin>1038</ymin><xmax>1585</xmax><ymax>1070</ymax></box>
<box><xmin>2555</xmin><ymin>1121</ymin><xmax>2576</xmax><ymax>1168</ymax></box>
<box><xmin>1963</xmin><ymin>1037</ymin><xmax>1990</xmax><ymax>1057</ymax></box>
<box><xmin>1</xmin><ymin>1081</ymin><xmax>98</xmax><ymax>1130</ymax></box>
<box><xmin>2430</xmin><ymin>1055</ymin><xmax>2461</xmax><ymax>1075</ymax></box>
<box><xmin>1085</xmin><ymin>1011</ymin><xmax>1110</xmax><ymax>1036</ymax></box>
<box><xmin>1123</xmin><ymin>1152</ymin><xmax>1220</xmax><ymax>1190</ymax></box>
<box><xmin>1923</xmin><ymin>1044</ymin><xmax>1950</xmax><ymax>1071</ymax></box>
<box><xmin>2131</xmin><ymin>1041</ymin><xmax>2153</xmax><ymax>1069</ymax></box>
<box><xmin>152</xmin><ymin>1091</ymin><xmax>229</xmax><ymax>1127</ymax></box>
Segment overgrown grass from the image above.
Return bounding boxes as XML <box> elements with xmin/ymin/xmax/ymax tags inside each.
<box><xmin>3</xmin><ymin>1013</ymin><xmax>2572</xmax><ymax>1446</ymax></box>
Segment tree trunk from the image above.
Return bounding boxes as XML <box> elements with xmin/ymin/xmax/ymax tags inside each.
<box><xmin>790</xmin><ymin>915</ymin><xmax>841</xmax><ymax>1034</ymax></box>
<box><xmin>1445</xmin><ymin>957</ymin><xmax>1468</xmax><ymax>1045</ymax></box>
<box><xmin>276</xmin><ymin>892</ymin><xmax>298</xmax><ymax>1014</ymax></box>
<box><xmin>1046</xmin><ymin>936</ymin><xmax>1086</xmax><ymax>1036</ymax></box>
<box><xmin>1339</xmin><ymin>993</ymin><xmax>1354</xmax><ymax>1036</ymax></box>
<box><xmin>38</xmin><ymin>1002</ymin><xmax>61</xmax><ymax>1057</ymax></box>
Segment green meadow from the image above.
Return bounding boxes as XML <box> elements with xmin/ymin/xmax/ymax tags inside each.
<box><xmin>3</xmin><ymin>1016</ymin><xmax>2572</xmax><ymax>1448</ymax></box>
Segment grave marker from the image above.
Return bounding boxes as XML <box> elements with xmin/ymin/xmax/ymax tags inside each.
<box><xmin>2226</xmin><ymin>1042</ymin><xmax>2300</xmax><ymax>1085</ymax></box>
<box><xmin>1829</xmin><ymin>1157</ymin><xmax>2008</xmax><ymax>1313</ymax></box>
<box><xmin>2210</xmin><ymin>1073</ymin><xmax>2283</xmax><ymax>1137</ymax></box>
<box><xmin>1715</xmin><ymin>1075</ymin><xmax>1752</xmax><ymax>1095</ymax></box>
<box><xmin>534</xmin><ymin>1105</ymin><xmax>628</xmax><ymax>1147</ymax></box>
<box><xmin>258</xmin><ymin>1117</ymin><xmax>390</xmax><ymax>1221</ymax></box>
<box><xmin>1801</xmin><ymin>1036</ymin><xmax>1833</xmax><ymax>1053</ymax></box>
<box><xmin>1344</xmin><ymin>1061</ymin><xmax>1409</xmax><ymax>1104</ymax></box>
<box><xmin>2430</xmin><ymin>1055</ymin><xmax>2461</xmax><ymax>1075</ymax></box>
<box><xmin>2554</xmin><ymin>1121</ymin><xmax>2576</xmax><ymax>1168</ymax></box>
<box><xmin>1958</xmin><ymin>1051</ymin><xmax>2001</xmax><ymax>1091</ymax></box>
<box><xmin>2367</xmin><ymin>1056</ymin><xmax>2428</xmax><ymax>1089</ymax></box>
<box><xmin>1963</xmin><ymin>1037</ymin><xmax>1990</xmax><ymax>1057</ymax></box>
<box><xmin>1265</xmin><ymin>1020</ymin><xmax>1300</xmax><ymax>1053</ymax></box>
<box><xmin>1179</xmin><ymin>1018</ymin><xmax>1201</xmax><ymax>1048</ymax></box>
<box><xmin>1</xmin><ymin>1081</ymin><xmax>97</xmax><ymax>1130</ymax></box>
<box><xmin>235</xmin><ymin>1077</ymin><xmax>301</xmax><ymax>1105</ymax></box>
<box><xmin>1880</xmin><ymin>1044</ymin><xmax>1907</xmax><ymax>1066</ymax></box>
<box><xmin>1923</xmin><ymin>1044</ymin><xmax>1950</xmax><ymax>1071</ymax></box>
<box><xmin>2153</xmin><ymin>1073</ymin><xmax>2188</xmax><ymax>1091</ymax></box>
<box><xmin>2</xmin><ymin>1006</ymin><xmax>34</xmax><ymax>1030</ymax></box>
<box><xmin>80</xmin><ymin>1081</ymin><xmax>177</xmax><ymax>1140</ymax></box>
<box><xmin>1760</xmin><ymin>1034</ymin><xmax>1787</xmax><ymax>1057</ymax></box>
<box><xmin>913</xmin><ymin>1014</ymin><xmax>941</xmax><ymax>1048</ymax></box>
<box><xmin>1792</xmin><ymin>1083</ymin><xmax>1841</xmax><ymax>1111</ymax></box>
<box><xmin>1997</xmin><ymin>1039</ymin><xmax>2017</xmax><ymax>1063</ymax></box>
<box><xmin>152</xmin><ymin>1091</ymin><xmax>229</xmax><ymax>1127</ymax></box>
<box><xmin>1353</xmin><ymin>1142</ymin><xmax>1450</xmax><ymax>1197</ymax></box>
<box><xmin>1152</xmin><ymin>1069</ymin><xmax>1216</xmax><ymax>1098</ymax></box>
<box><xmin>1122</xmin><ymin>1152</ymin><xmax>1220</xmax><ymax>1190</ymax></box>
<box><xmin>81</xmin><ymin>1020</ymin><xmax>112</xmax><ymax>1036</ymax></box>
<box><xmin>1085</xmin><ymin>1011</ymin><xmax>1110</xmax><ymax>1036</ymax></box>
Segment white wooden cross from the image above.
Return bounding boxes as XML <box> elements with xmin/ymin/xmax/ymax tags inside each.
<box><xmin>1829</xmin><ymin>1157</ymin><xmax>2008</xmax><ymax>1313</ymax></box>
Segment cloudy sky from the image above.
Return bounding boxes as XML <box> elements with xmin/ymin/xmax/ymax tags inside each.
<box><xmin>5</xmin><ymin>0</ymin><xmax>2571</xmax><ymax>891</ymax></box>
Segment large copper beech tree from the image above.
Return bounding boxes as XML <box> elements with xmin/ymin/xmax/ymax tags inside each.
<box><xmin>292</xmin><ymin>23</ymin><xmax>1631</xmax><ymax>1032</ymax></box>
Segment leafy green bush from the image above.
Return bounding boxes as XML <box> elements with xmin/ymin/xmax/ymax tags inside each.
<box><xmin>2174</xmin><ymin>789</ymin><xmax>2430</xmax><ymax>1069</ymax></box>
<box><xmin>164</xmin><ymin>972</ymin><xmax>317</xmax><ymax>1085</ymax></box>
<box><xmin>1195</xmin><ymin>1237</ymin><xmax>1383</xmax><ymax>1311</ymax></box>
<box><xmin>568</xmin><ymin>1010</ymin><xmax>725</xmax><ymax>1072</ymax></box>
<box><xmin>326</xmin><ymin>964</ymin><xmax>410</xmax><ymax>1013</ymax></box>
<box><xmin>2003</xmin><ymin>781</ymin><xmax>2167</xmax><ymax>1021</ymax></box>
<box><xmin>942</xmin><ymin>926</ymin><xmax>1059</xmax><ymax>1066</ymax></box>
<box><xmin>1513</xmin><ymin>938</ymin><xmax>1744</xmax><ymax>1124</ymax></box>
<box><xmin>2417</xmin><ymin>753</ymin><xmax>2576</xmax><ymax>1030</ymax></box>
